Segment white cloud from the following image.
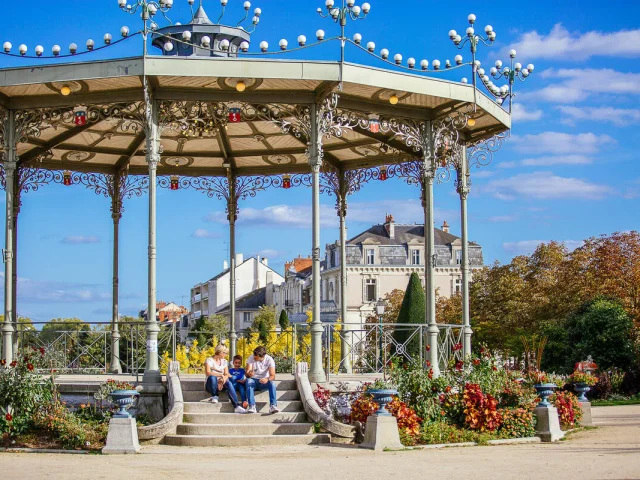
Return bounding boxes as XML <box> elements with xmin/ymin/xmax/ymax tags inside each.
<box><xmin>206</xmin><ymin>200</ymin><xmax>455</xmax><ymax>229</ymax></box>
<box><xmin>191</xmin><ymin>228</ymin><xmax>221</xmax><ymax>239</ymax></box>
<box><xmin>483</xmin><ymin>171</ymin><xmax>613</xmax><ymax>200</ymax></box>
<box><xmin>253</xmin><ymin>249</ymin><xmax>284</xmax><ymax>259</ymax></box>
<box><xmin>511</xmin><ymin>132</ymin><xmax>615</xmax><ymax>155</ymax></box>
<box><xmin>511</xmin><ymin>103</ymin><xmax>543</xmax><ymax>122</ymax></box>
<box><xmin>487</xmin><ymin>215</ymin><xmax>519</xmax><ymax>223</ymax></box>
<box><xmin>522</xmin><ymin>68</ymin><xmax>640</xmax><ymax>104</ymax></box>
<box><xmin>503</xmin><ymin>239</ymin><xmax>583</xmax><ymax>255</ymax></box>
<box><xmin>61</xmin><ymin>235</ymin><xmax>100</xmax><ymax>244</ymax></box>
<box><xmin>520</xmin><ymin>155</ymin><xmax>592</xmax><ymax>167</ymax></box>
<box><xmin>13</xmin><ymin>276</ymin><xmax>109</xmax><ymax>304</ymax></box>
<box><xmin>557</xmin><ymin>106</ymin><xmax>640</xmax><ymax>126</ymax></box>
<box><xmin>505</xmin><ymin>24</ymin><xmax>640</xmax><ymax>61</ymax></box>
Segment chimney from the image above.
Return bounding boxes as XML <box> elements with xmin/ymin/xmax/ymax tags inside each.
<box><xmin>262</xmin><ymin>257</ymin><xmax>268</xmax><ymax>266</ymax></box>
<box><xmin>441</xmin><ymin>221</ymin><xmax>450</xmax><ymax>233</ymax></box>
<box><xmin>266</xmin><ymin>271</ymin><xmax>273</xmax><ymax>285</ymax></box>
<box><xmin>384</xmin><ymin>213</ymin><xmax>395</xmax><ymax>239</ymax></box>
<box><xmin>223</xmin><ymin>259</ymin><xmax>229</xmax><ymax>270</ymax></box>
<box><xmin>236</xmin><ymin>253</ymin><xmax>244</xmax><ymax>265</ymax></box>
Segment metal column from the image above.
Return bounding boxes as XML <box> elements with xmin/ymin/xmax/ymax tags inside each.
<box><xmin>458</xmin><ymin>146</ymin><xmax>472</xmax><ymax>357</ymax></box>
<box><xmin>144</xmin><ymin>99</ymin><xmax>161</xmax><ymax>383</ymax></box>
<box><xmin>424</xmin><ymin>172</ymin><xmax>440</xmax><ymax>376</ymax></box>
<box><xmin>228</xmin><ymin>172</ymin><xmax>238</xmax><ymax>356</ymax></box>
<box><xmin>110</xmin><ymin>172</ymin><xmax>123</xmax><ymax>373</ymax></box>
<box><xmin>308</xmin><ymin>102</ymin><xmax>325</xmax><ymax>383</ymax></box>
<box><xmin>2</xmin><ymin>111</ymin><xmax>16</xmax><ymax>363</ymax></box>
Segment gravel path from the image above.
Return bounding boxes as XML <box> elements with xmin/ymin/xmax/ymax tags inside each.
<box><xmin>0</xmin><ymin>405</ymin><xmax>638</xmax><ymax>479</ymax></box>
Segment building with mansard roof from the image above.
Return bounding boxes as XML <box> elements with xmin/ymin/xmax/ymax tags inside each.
<box><xmin>321</xmin><ymin>214</ymin><xmax>484</xmax><ymax>328</ymax></box>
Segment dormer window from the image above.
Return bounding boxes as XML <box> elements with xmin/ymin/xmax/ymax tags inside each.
<box><xmin>366</xmin><ymin>248</ymin><xmax>375</xmax><ymax>265</ymax></box>
<box><xmin>411</xmin><ymin>249</ymin><xmax>421</xmax><ymax>265</ymax></box>
<box><xmin>455</xmin><ymin>249</ymin><xmax>462</xmax><ymax>265</ymax></box>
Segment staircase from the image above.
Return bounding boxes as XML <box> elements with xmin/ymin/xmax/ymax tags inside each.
<box><xmin>164</xmin><ymin>378</ymin><xmax>331</xmax><ymax>447</ymax></box>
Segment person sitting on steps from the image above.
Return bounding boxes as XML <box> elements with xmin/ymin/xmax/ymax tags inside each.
<box><xmin>245</xmin><ymin>345</ymin><xmax>280</xmax><ymax>414</ymax></box>
<box><xmin>229</xmin><ymin>354</ymin><xmax>248</xmax><ymax>409</ymax></box>
<box><xmin>204</xmin><ymin>344</ymin><xmax>246</xmax><ymax>414</ymax></box>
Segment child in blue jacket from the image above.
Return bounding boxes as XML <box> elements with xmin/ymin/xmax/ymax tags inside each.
<box><xmin>229</xmin><ymin>354</ymin><xmax>248</xmax><ymax>408</ymax></box>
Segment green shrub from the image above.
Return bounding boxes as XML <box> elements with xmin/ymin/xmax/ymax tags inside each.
<box><xmin>498</xmin><ymin>408</ymin><xmax>535</xmax><ymax>438</ymax></box>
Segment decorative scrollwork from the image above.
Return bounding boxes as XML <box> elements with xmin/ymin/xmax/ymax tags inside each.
<box><xmin>160</xmin><ymin>101</ymin><xmax>230</xmax><ymax>137</ymax></box>
<box><xmin>321</xmin><ymin>164</ymin><xmax>385</xmax><ymax>216</ymax></box>
<box><xmin>467</xmin><ymin>132</ymin><xmax>507</xmax><ymax>169</ymax></box>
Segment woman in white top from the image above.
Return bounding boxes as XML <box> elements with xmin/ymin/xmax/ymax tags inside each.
<box><xmin>204</xmin><ymin>344</ymin><xmax>246</xmax><ymax>414</ymax></box>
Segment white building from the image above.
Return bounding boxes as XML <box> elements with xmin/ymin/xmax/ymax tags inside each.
<box><xmin>321</xmin><ymin>214</ymin><xmax>484</xmax><ymax>328</ymax></box>
<box><xmin>190</xmin><ymin>254</ymin><xmax>285</xmax><ymax>331</ymax></box>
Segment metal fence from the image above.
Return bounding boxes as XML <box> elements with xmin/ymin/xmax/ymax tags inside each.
<box><xmin>14</xmin><ymin>321</ymin><xmax>463</xmax><ymax>380</ymax></box>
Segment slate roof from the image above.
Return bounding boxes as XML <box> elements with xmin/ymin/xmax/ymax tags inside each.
<box><xmin>348</xmin><ymin>224</ymin><xmax>478</xmax><ymax>246</ymax></box>
<box><xmin>218</xmin><ymin>287</ymin><xmax>266</xmax><ymax>313</ymax></box>
<box><xmin>288</xmin><ymin>300</ymin><xmax>339</xmax><ymax>324</ymax></box>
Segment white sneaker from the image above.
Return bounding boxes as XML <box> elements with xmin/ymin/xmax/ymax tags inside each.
<box><xmin>234</xmin><ymin>406</ymin><xmax>247</xmax><ymax>414</ymax></box>
<box><xmin>247</xmin><ymin>405</ymin><xmax>257</xmax><ymax>414</ymax></box>
<box><xmin>211</xmin><ymin>396</ymin><xmax>219</xmax><ymax>404</ymax></box>
<box><xmin>269</xmin><ymin>405</ymin><xmax>280</xmax><ymax>414</ymax></box>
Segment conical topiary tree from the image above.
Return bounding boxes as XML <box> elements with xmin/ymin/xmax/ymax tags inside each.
<box><xmin>392</xmin><ymin>272</ymin><xmax>426</xmax><ymax>361</ymax></box>
<box><xmin>278</xmin><ymin>309</ymin><xmax>290</xmax><ymax>332</ymax></box>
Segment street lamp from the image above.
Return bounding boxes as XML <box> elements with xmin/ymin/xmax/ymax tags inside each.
<box><xmin>318</xmin><ymin>0</ymin><xmax>371</xmax><ymax>64</ymax></box>
<box><xmin>486</xmin><ymin>49</ymin><xmax>535</xmax><ymax>112</ymax></box>
<box><xmin>376</xmin><ymin>298</ymin><xmax>386</xmax><ymax>370</ymax></box>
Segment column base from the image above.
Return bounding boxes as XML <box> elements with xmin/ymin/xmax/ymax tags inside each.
<box><xmin>359</xmin><ymin>415</ymin><xmax>403</xmax><ymax>451</ymax></box>
<box><xmin>534</xmin><ymin>405</ymin><xmax>565</xmax><ymax>442</ymax></box>
<box><xmin>102</xmin><ymin>417</ymin><xmax>141</xmax><ymax>455</ymax></box>
<box><xmin>579</xmin><ymin>401</ymin><xmax>594</xmax><ymax>427</ymax></box>
<box><xmin>137</xmin><ymin>382</ymin><xmax>166</xmax><ymax>423</ymax></box>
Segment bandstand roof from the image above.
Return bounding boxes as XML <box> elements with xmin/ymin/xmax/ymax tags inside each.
<box><xmin>0</xmin><ymin>56</ymin><xmax>510</xmax><ymax>177</ymax></box>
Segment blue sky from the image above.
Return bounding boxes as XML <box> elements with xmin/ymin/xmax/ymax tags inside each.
<box><xmin>0</xmin><ymin>0</ymin><xmax>638</xmax><ymax>323</ymax></box>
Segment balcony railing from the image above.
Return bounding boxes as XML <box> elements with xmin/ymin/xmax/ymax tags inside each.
<box><xmin>190</xmin><ymin>311</ymin><xmax>201</xmax><ymax>319</ymax></box>
<box><xmin>192</xmin><ymin>294</ymin><xmax>201</xmax><ymax>303</ymax></box>
<box><xmin>202</xmin><ymin>291</ymin><xmax>209</xmax><ymax>300</ymax></box>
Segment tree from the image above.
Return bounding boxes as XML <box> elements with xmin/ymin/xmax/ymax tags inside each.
<box><xmin>193</xmin><ymin>314</ymin><xmax>228</xmax><ymax>348</ymax></box>
<box><xmin>278</xmin><ymin>309</ymin><xmax>290</xmax><ymax>331</ymax></box>
<box><xmin>392</xmin><ymin>272</ymin><xmax>426</xmax><ymax>359</ymax></box>
<box><xmin>566</xmin><ymin>297</ymin><xmax>636</xmax><ymax>371</ymax></box>
<box><xmin>251</xmin><ymin>306</ymin><xmax>276</xmax><ymax>345</ymax></box>
<box><xmin>436</xmin><ymin>292</ymin><xmax>462</xmax><ymax>325</ymax></box>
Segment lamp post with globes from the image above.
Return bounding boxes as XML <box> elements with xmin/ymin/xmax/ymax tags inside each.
<box><xmin>488</xmin><ymin>49</ymin><xmax>534</xmax><ymax>112</ymax></box>
<box><xmin>118</xmin><ymin>0</ymin><xmax>174</xmax><ymax>55</ymax></box>
<box><xmin>376</xmin><ymin>298</ymin><xmax>386</xmax><ymax>370</ymax></box>
<box><xmin>317</xmin><ymin>0</ymin><xmax>371</xmax><ymax>65</ymax></box>
<box><xmin>448</xmin><ymin>14</ymin><xmax>496</xmax><ymax>109</ymax></box>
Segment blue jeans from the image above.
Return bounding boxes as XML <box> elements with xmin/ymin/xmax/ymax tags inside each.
<box><xmin>230</xmin><ymin>378</ymin><xmax>247</xmax><ymax>403</ymax></box>
<box><xmin>246</xmin><ymin>378</ymin><xmax>277</xmax><ymax>407</ymax></box>
<box><xmin>205</xmin><ymin>376</ymin><xmax>240</xmax><ymax>407</ymax></box>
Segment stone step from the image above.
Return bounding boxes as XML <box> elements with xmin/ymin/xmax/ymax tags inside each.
<box><xmin>181</xmin><ymin>379</ymin><xmax>296</xmax><ymax>391</ymax></box>
<box><xmin>181</xmin><ymin>410</ymin><xmax>309</xmax><ymax>423</ymax></box>
<box><xmin>164</xmin><ymin>434</ymin><xmax>331</xmax><ymax>447</ymax></box>
<box><xmin>176</xmin><ymin>423</ymin><xmax>315</xmax><ymax>436</ymax></box>
<box><xmin>183</xmin><ymin>400</ymin><xmax>304</xmax><ymax>419</ymax></box>
<box><xmin>183</xmin><ymin>388</ymin><xmax>300</xmax><ymax>403</ymax></box>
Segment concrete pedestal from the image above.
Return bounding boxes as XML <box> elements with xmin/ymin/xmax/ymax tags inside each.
<box><xmin>579</xmin><ymin>401</ymin><xmax>594</xmax><ymax>427</ymax></box>
<box><xmin>359</xmin><ymin>415</ymin><xmax>404</xmax><ymax>451</ymax></box>
<box><xmin>137</xmin><ymin>383</ymin><xmax>166</xmax><ymax>422</ymax></box>
<box><xmin>102</xmin><ymin>417</ymin><xmax>141</xmax><ymax>454</ymax></box>
<box><xmin>534</xmin><ymin>405</ymin><xmax>565</xmax><ymax>442</ymax></box>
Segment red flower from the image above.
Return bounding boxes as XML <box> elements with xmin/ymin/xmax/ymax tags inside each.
<box><xmin>27</xmin><ymin>363</ymin><xmax>34</xmax><ymax>371</ymax></box>
<box><xmin>428</xmin><ymin>368</ymin><xmax>434</xmax><ymax>380</ymax></box>
<box><xmin>445</xmin><ymin>386</ymin><xmax>452</xmax><ymax>393</ymax></box>
<box><xmin>39</xmin><ymin>347</ymin><xmax>45</xmax><ymax>355</ymax></box>
<box><xmin>426</xmin><ymin>361</ymin><xmax>431</xmax><ymax>367</ymax></box>
<box><xmin>473</xmin><ymin>359</ymin><xmax>481</xmax><ymax>366</ymax></box>
<box><xmin>455</xmin><ymin>361</ymin><xmax>464</xmax><ymax>371</ymax></box>
<box><xmin>492</xmin><ymin>365</ymin><xmax>497</xmax><ymax>371</ymax></box>
<box><xmin>425</xmin><ymin>345</ymin><xmax>431</xmax><ymax>352</ymax></box>
<box><xmin>5</xmin><ymin>413</ymin><xmax>12</xmax><ymax>422</ymax></box>
<box><xmin>9</xmin><ymin>361</ymin><xmax>16</xmax><ymax>368</ymax></box>
<box><xmin>0</xmin><ymin>359</ymin><xmax>5</xmax><ymax>366</ymax></box>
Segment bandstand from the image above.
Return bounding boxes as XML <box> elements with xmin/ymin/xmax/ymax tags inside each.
<box><xmin>0</xmin><ymin>0</ymin><xmax>531</xmax><ymax>384</ymax></box>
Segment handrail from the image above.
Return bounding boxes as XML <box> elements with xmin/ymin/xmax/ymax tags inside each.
<box><xmin>295</xmin><ymin>362</ymin><xmax>355</xmax><ymax>440</ymax></box>
<box><xmin>137</xmin><ymin>361</ymin><xmax>184</xmax><ymax>444</ymax></box>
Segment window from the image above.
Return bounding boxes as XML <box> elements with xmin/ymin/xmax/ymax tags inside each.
<box><xmin>243</xmin><ymin>312</ymin><xmax>252</xmax><ymax>323</ymax></box>
<box><xmin>366</xmin><ymin>249</ymin><xmax>375</xmax><ymax>265</ymax></box>
<box><xmin>411</xmin><ymin>249</ymin><xmax>421</xmax><ymax>265</ymax></box>
<box><xmin>331</xmin><ymin>249</ymin><xmax>337</xmax><ymax>268</ymax></box>
<box><xmin>329</xmin><ymin>282</ymin><xmax>334</xmax><ymax>300</ymax></box>
<box><xmin>365</xmin><ymin>279</ymin><xmax>377</xmax><ymax>302</ymax></box>
<box><xmin>455</xmin><ymin>278</ymin><xmax>462</xmax><ymax>294</ymax></box>
<box><xmin>455</xmin><ymin>249</ymin><xmax>462</xmax><ymax>265</ymax></box>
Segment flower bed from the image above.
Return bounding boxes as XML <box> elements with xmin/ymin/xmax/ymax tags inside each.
<box><xmin>1</xmin><ymin>348</ymin><xmax>149</xmax><ymax>451</ymax></box>
<box><xmin>313</xmin><ymin>349</ymin><xmax>582</xmax><ymax>446</ymax></box>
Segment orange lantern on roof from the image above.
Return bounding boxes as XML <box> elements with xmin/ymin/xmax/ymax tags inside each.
<box><xmin>63</xmin><ymin>170</ymin><xmax>72</xmax><ymax>186</ymax></box>
<box><xmin>379</xmin><ymin>165</ymin><xmax>388</xmax><ymax>181</ymax></box>
<box><xmin>170</xmin><ymin>175</ymin><xmax>179</xmax><ymax>190</ymax></box>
